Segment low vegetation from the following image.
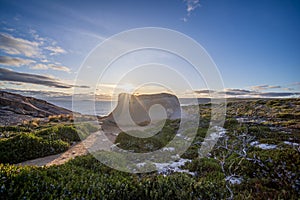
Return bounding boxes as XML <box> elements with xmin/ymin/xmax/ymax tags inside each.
<box><xmin>0</xmin><ymin>123</ymin><xmax>98</xmax><ymax>164</ymax></box>
<box><xmin>115</xmin><ymin>119</ymin><xmax>180</xmax><ymax>153</ymax></box>
<box><xmin>0</xmin><ymin>98</ymin><xmax>299</xmax><ymax>199</ymax></box>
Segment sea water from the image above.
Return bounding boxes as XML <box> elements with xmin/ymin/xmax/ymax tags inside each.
<box><xmin>50</xmin><ymin>98</ymin><xmax>209</xmax><ymax>117</ymax></box>
<box><xmin>49</xmin><ymin>100</ymin><xmax>117</xmax><ymax>116</ymax></box>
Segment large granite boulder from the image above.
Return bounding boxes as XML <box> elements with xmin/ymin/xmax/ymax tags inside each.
<box><xmin>106</xmin><ymin>93</ymin><xmax>181</xmax><ymax>126</ymax></box>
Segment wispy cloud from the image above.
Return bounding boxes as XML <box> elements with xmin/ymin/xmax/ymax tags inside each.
<box><xmin>28</xmin><ymin>29</ymin><xmax>47</xmax><ymax>43</ymax></box>
<box><xmin>186</xmin><ymin>0</ymin><xmax>200</xmax><ymax>15</ymax></box>
<box><xmin>45</xmin><ymin>46</ymin><xmax>67</xmax><ymax>55</ymax></box>
<box><xmin>0</xmin><ymin>31</ymin><xmax>70</xmax><ymax>73</ymax></box>
<box><xmin>182</xmin><ymin>0</ymin><xmax>200</xmax><ymax>22</ymax></box>
<box><xmin>30</xmin><ymin>63</ymin><xmax>71</xmax><ymax>72</ymax></box>
<box><xmin>1</xmin><ymin>88</ymin><xmax>72</xmax><ymax>101</ymax></box>
<box><xmin>258</xmin><ymin>92</ymin><xmax>300</xmax><ymax>97</ymax></box>
<box><xmin>47</xmin><ymin>64</ymin><xmax>70</xmax><ymax>72</ymax></box>
<box><xmin>194</xmin><ymin>89</ymin><xmax>252</xmax><ymax>97</ymax></box>
<box><xmin>0</xmin><ymin>55</ymin><xmax>35</xmax><ymax>67</ymax></box>
<box><xmin>290</xmin><ymin>82</ymin><xmax>300</xmax><ymax>88</ymax></box>
<box><xmin>250</xmin><ymin>84</ymin><xmax>296</xmax><ymax>92</ymax></box>
<box><xmin>2</xmin><ymin>88</ymin><xmax>110</xmax><ymax>101</ymax></box>
<box><xmin>194</xmin><ymin>89</ymin><xmax>215</xmax><ymax>94</ymax></box>
<box><xmin>251</xmin><ymin>84</ymin><xmax>281</xmax><ymax>91</ymax></box>
<box><xmin>0</xmin><ymin>31</ymin><xmax>67</xmax><ymax>58</ymax></box>
<box><xmin>0</xmin><ymin>68</ymin><xmax>72</xmax><ymax>88</ymax></box>
<box><xmin>222</xmin><ymin>89</ymin><xmax>252</xmax><ymax>96</ymax></box>
<box><xmin>3</xmin><ymin>27</ymin><xmax>15</xmax><ymax>32</ymax></box>
<box><xmin>29</xmin><ymin>29</ymin><xmax>66</xmax><ymax>55</ymax></box>
<box><xmin>2</xmin><ymin>81</ymin><xmax>23</xmax><ymax>86</ymax></box>
<box><xmin>194</xmin><ymin>88</ymin><xmax>299</xmax><ymax>98</ymax></box>
<box><xmin>30</xmin><ymin>63</ymin><xmax>48</xmax><ymax>70</ymax></box>
<box><xmin>0</xmin><ymin>32</ymin><xmax>40</xmax><ymax>57</ymax></box>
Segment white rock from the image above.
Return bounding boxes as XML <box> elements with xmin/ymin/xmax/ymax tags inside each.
<box><xmin>283</xmin><ymin>141</ymin><xmax>299</xmax><ymax>146</ymax></box>
<box><xmin>256</xmin><ymin>144</ymin><xmax>277</xmax><ymax>150</ymax></box>
<box><xmin>226</xmin><ymin>176</ymin><xmax>243</xmax><ymax>185</ymax></box>
<box><xmin>162</xmin><ymin>147</ymin><xmax>175</xmax><ymax>152</ymax></box>
<box><xmin>153</xmin><ymin>158</ymin><xmax>194</xmax><ymax>176</ymax></box>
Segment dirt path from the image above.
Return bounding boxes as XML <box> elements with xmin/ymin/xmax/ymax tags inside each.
<box><xmin>17</xmin><ymin>130</ymin><xmax>117</xmax><ymax>167</ymax></box>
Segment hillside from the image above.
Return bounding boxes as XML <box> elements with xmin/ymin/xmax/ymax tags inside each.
<box><xmin>0</xmin><ymin>91</ymin><xmax>73</xmax><ymax>125</ymax></box>
<box><xmin>0</xmin><ymin>94</ymin><xmax>299</xmax><ymax>199</ymax></box>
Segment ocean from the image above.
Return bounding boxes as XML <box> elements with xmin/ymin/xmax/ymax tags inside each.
<box><xmin>49</xmin><ymin>98</ymin><xmax>210</xmax><ymax>116</ymax></box>
<box><xmin>49</xmin><ymin>100</ymin><xmax>117</xmax><ymax>116</ymax></box>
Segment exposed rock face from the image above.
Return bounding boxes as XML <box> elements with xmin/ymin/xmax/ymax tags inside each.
<box><xmin>0</xmin><ymin>91</ymin><xmax>72</xmax><ymax>125</ymax></box>
<box><xmin>106</xmin><ymin>93</ymin><xmax>181</xmax><ymax>126</ymax></box>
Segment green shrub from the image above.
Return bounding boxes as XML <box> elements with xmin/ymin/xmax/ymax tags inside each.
<box><xmin>0</xmin><ymin>126</ymin><xmax>31</xmax><ymax>138</ymax></box>
<box><xmin>74</xmin><ymin>122</ymin><xmax>99</xmax><ymax>139</ymax></box>
<box><xmin>276</xmin><ymin>113</ymin><xmax>300</xmax><ymax>119</ymax></box>
<box><xmin>115</xmin><ymin>120</ymin><xmax>179</xmax><ymax>153</ymax></box>
<box><xmin>0</xmin><ymin>126</ymin><xmax>31</xmax><ymax>133</ymax></box>
<box><xmin>224</xmin><ymin>118</ymin><xmax>239</xmax><ymax>129</ymax></box>
<box><xmin>0</xmin><ymin>124</ymin><xmax>99</xmax><ymax>164</ymax></box>
<box><xmin>35</xmin><ymin>125</ymin><xmax>81</xmax><ymax>142</ymax></box>
<box><xmin>0</xmin><ymin>155</ymin><xmax>226</xmax><ymax>200</ymax></box>
<box><xmin>183</xmin><ymin>158</ymin><xmax>223</xmax><ymax>178</ymax></box>
<box><xmin>0</xmin><ymin>133</ymin><xmax>69</xmax><ymax>164</ymax></box>
<box><xmin>1</xmin><ymin>150</ymin><xmax>299</xmax><ymax>199</ymax></box>
<box><xmin>0</xmin><ymin>97</ymin><xmax>299</xmax><ymax>199</ymax></box>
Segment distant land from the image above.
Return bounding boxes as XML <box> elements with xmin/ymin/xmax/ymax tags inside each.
<box><xmin>0</xmin><ymin>91</ymin><xmax>73</xmax><ymax>126</ymax></box>
<box><xmin>1</xmin><ymin>90</ymin><xmax>299</xmax><ymax>126</ymax></box>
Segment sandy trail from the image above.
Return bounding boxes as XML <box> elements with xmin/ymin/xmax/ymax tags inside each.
<box><xmin>17</xmin><ymin>130</ymin><xmax>117</xmax><ymax>167</ymax></box>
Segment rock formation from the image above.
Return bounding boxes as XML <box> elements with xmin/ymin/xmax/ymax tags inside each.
<box><xmin>106</xmin><ymin>93</ymin><xmax>181</xmax><ymax>126</ymax></box>
<box><xmin>0</xmin><ymin>91</ymin><xmax>72</xmax><ymax>125</ymax></box>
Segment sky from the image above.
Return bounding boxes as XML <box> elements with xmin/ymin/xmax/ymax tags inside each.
<box><xmin>0</xmin><ymin>0</ymin><xmax>299</xmax><ymax>100</ymax></box>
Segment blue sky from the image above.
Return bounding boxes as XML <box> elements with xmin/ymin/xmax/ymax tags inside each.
<box><xmin>0</xmin><ymin>0</ymin><xmax>299</xmax><ymax>99</ymax></box>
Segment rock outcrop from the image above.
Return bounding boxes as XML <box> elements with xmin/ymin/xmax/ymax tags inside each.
<box><xmin>106</xmin><ymin>93</ymin><xmax>181</xmax><ymax>126</ymax></box>
<box><xmin>0</xmin><ymin>91</ymin><xmax>72</xmax><ymax>125</ymax></box>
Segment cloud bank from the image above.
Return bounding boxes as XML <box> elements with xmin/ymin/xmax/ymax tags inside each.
<box><xmin>251</xmin><ymin>84</ymin><xmax>295</xmax><ymax>92</ymax></box>
<box><xmin>0</xmin><ymin>31</ymin><xmax>70</xmax><ymax>72</ymax></box>
<box><xmin>0</xmin><ymin>68</ymin><xmax>71</xmax><ymax>88</ymax></box>
<box><xmin>194</xmin><ymin>88</ymin><xmax>300</xmax><ymax>98</ymax></box>
<box><xmin>0</xmin><ymin>33</ymin><xmax>40</xmax><ymax>57</ymax></box>
<box><xmin>1</xmin><ymin>88</ymin><xmax>111</xmax><ymax>102</ymax></box>
<box><xmin>45</xmin><ymin>46</ymin><xmax>67</xmax><ymax>55</ymax></box>
<box><xmin>30</xmin><ymin>63</ymin><xmax>70</xmax><ymax>72</ymax></box>
<box><xmin>0</xmin><ymin>56</ymin><xmax>35</xmax><ymax>67</ymax></box>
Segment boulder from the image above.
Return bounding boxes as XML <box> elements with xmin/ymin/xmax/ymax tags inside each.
<box><xmin>106</xmin><ymin>93</ymin><xmax>181</xmax><ymax>126</ymax></box>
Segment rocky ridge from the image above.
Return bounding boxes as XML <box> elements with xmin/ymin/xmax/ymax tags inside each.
<box><xmin>0</xmin><ymin>91</ymin><xmax>72</xmax><ymax>125</ymax></box>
